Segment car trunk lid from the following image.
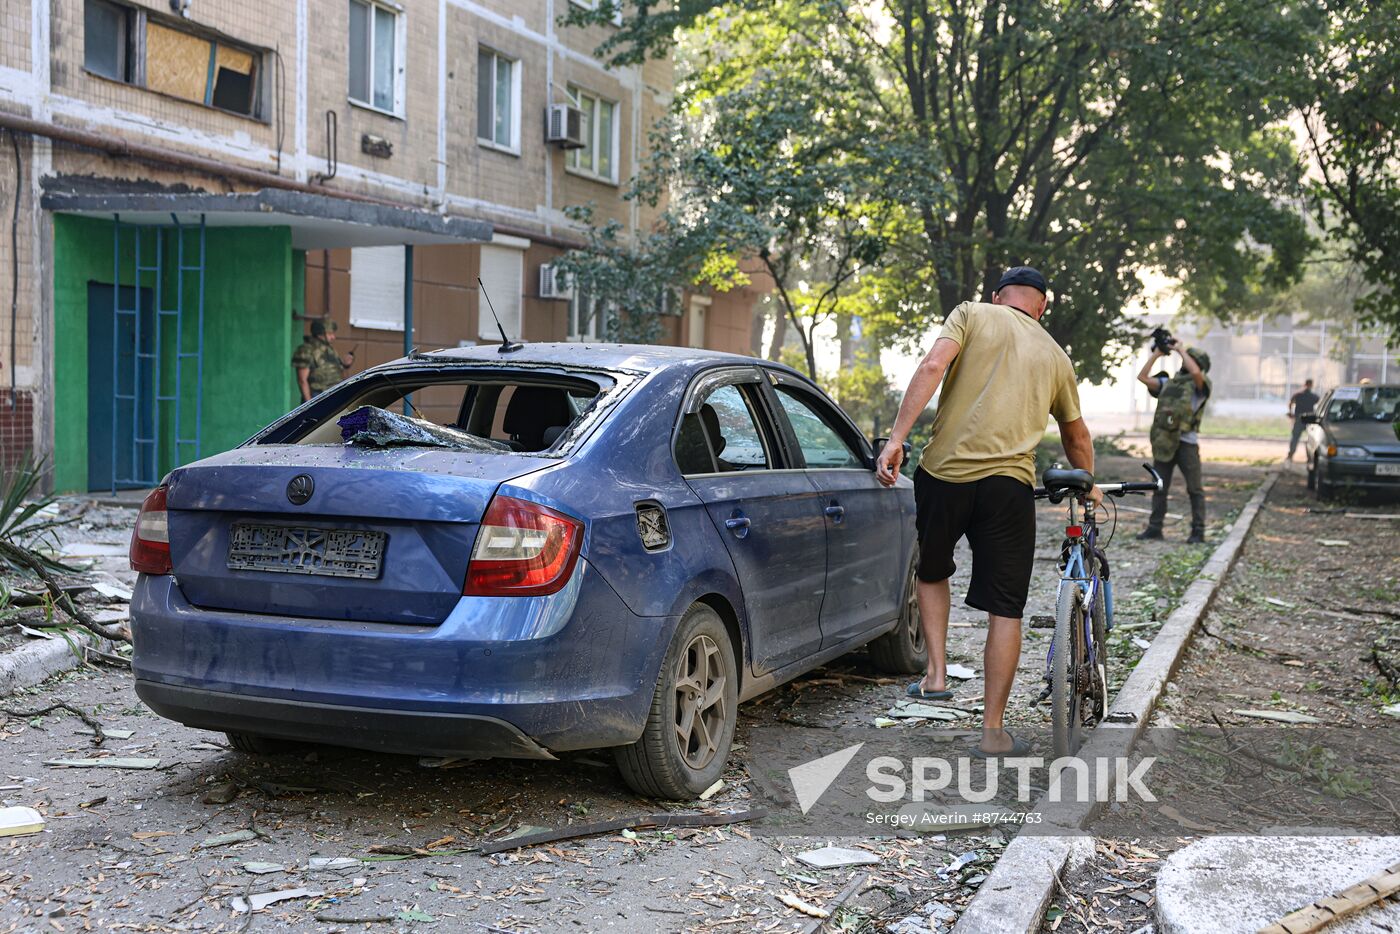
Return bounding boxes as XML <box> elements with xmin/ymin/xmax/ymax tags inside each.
<box><xmin>165</xmin><ymin>445</ymin><xmax>554</xmax><ymax>625</ymax></box>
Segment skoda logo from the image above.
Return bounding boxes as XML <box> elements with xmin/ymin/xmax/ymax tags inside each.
<box><xmin>286</xmin><ymin>474</ymin><xmax>315</xmax><ymax>505</ymax></box>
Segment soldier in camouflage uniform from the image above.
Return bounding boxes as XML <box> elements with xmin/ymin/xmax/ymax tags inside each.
<box><xmin>292</xmin><ymin>319</ymin><xmax>354</xmax><ymax>403</ymax></box>
<box><xmin>1136</xmin><ymin>338</ymin><xmax>1211</xmax><ymax>544</ymax></box>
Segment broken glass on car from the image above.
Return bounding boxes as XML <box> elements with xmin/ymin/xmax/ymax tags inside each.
<box><xmin>254</xmin><ymin>366</ymin><xmax>618</xmax><ymax>455</ymax></box>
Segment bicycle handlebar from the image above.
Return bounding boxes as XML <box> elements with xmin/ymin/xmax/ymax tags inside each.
<box><xmin>1032</xmin><ymin>463</ymin><xmax>1164</xmax><ymax>501</ymax></box>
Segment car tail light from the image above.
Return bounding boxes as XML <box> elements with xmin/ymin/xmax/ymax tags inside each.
<box><xmin>464</xmin><ymin>495</ymin><xmax>583</xmax><ymax>597</ymax></box>
<box><xmin>130</xmin><ymin>486</ymin><xmax>172</xmax><ymax>575</ymax></box>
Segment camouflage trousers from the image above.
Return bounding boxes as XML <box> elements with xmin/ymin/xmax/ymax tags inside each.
<box><xmin>1147</xmin><ymin>441</ymin><xmax>1205</xmax><ymax>536</ymax></box>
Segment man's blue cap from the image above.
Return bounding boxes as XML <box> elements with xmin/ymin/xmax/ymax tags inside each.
<box><xmin>996</xmin><ymin>266</ymin><xmax>1048</xmax><ymax>295</ymax></box>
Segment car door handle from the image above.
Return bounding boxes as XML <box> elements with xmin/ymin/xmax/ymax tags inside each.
<box><xmin>824</xmin><ymin>503</ymin><xmax>845</xmax><ymax>523</ymax></box>
<box><xmin>724</xmin><ymin>515</ymin><xmax>751</xmax><ymax>539</ymax></box>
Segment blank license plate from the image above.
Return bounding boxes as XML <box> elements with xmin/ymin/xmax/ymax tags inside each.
<box><xmin>227</xmin><ymin>524</ymin><xmax>386</xmax><ymax>579</ymax></box>
<box><xmin>1377</xmin><ymin>463</ymin><xmax>1400</xmax><ymax>477</ymax></box>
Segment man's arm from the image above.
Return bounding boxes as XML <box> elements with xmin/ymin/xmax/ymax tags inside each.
<box><xmin>296</xmin><ymin>367</ymin><xmax>312</xmax><ymax>403</ymax></box>
<box><xmin>340</xmin><ymin>349</ymin><xmax>355</xmax><ymax>370</ymax></box>
<box><xmin>1137</xmin><ymin>350</ymin><xmax>1165</xmax><ymax>387</ymax></box>
<box><xmin>875</xmin><ymin>337</ymin><xmax>960</xmax><ymax>487</ymax></box>
<box><xmin>1058</xmin><ymin>417</ymin><xmax>1103</xmax><ymax>506</ymax></box>
<box><xmin>1175</xmin><ymin>342</ymin><xmax>1207</xmax><ymax>391</ymax></box>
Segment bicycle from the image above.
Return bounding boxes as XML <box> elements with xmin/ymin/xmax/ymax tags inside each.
<box><xmin>1032</xmin><ymin>463</ymin><xmax>1163</xmax><ymax>758</ymax></box>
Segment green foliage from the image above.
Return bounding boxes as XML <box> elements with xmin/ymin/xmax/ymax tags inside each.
<box><xmin>1295</xmin><ymin>2</ymin><xmax>1400</xmax><ymax>342</ymax></box>
<box><xmin>0</xmin><ymin>452</ymin><xmax>68</xmax><ymax>571</ymax></box>
<box><xmin>565</xmin><ymin>0</ymin><xmax>1320</xmax><ymax>383</ymax></box>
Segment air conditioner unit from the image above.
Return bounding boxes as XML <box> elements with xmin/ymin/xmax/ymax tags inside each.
<box><xmin>545</xmin><ymin>103</ymin><xmax>587</xmax><ymax>150</ymax></box>
<box><xmin>539</xmin><ymin>263</ymin><xmax>573</xmax><ymax>301</ymax></box>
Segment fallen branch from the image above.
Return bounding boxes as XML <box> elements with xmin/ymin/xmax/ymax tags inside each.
<box><xmin>476</xmin><ymin>808</ymin><xmax>763</xmax><ymax>856</ymax></box>
<box><xmin>0</xmin><ymin>701</ymin><xmax>106</xmax><ymax>745</ymax></box>
<box><xmin>0</xmin><ymin>540</ymin><xmax>129</xmax><ymax>642</ymax></box>
<box><xmin>798</xmin><ymin>872</ymin><xmax>869</xmax><ymax>934</ymax></box>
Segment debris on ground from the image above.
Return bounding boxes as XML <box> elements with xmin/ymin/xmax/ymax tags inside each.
<box><xmin>229</xmin><ymin>887</ymin><xmax>324</xmax><ymax>913</ymax></box>
<box><xmin>44</xmin><ymin>757</ymin><xmax>160</xmax><ymax>769</ymax></box>
<box><xmin>0</xmin><ymin>806</ymin><xmax>44</xmax><ymax>837</ymax></box>
<box><xmin>242</xmin><ymin>862</ymin><xmax>287</xmax><ymax>875</ymax></box>
<box><xmin>946</xmin><ymin>664</ymin><xmax>977</xmax><ymax>680</ymax></box>
<box><xmin>887</xmin><ymin>701</ymin><xmax>972</xmax><ymax>721</ymax></box>
<box><xmin>796</xmin><ymin>846</ymin><xmax>882</xmax><ymax>869</ymax></box>
<box><xmin>199</xmin><ymin>829</ymin><xmax>259</xmax><ymax>848</ymax></box>
<box><xmin>1231</xmin><ymin>709</ymin><xmax>1323</xmax><ymax>724</ymax></box>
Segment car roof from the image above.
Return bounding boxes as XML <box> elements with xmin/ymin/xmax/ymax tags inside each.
<box><xmin>393</xmin><ymin>341</ymin><xmax>801</xmax><ymax>377</ymax></box>
<box><xmin>1329</xmin><ymin>383</ymin><xmax>1399</xmax><ymax>390</ymax></box>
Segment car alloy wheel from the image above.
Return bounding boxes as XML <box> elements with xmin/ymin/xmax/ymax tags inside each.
<box><xmin>614</xmin><ymin>604</ymin><xmax>738</xmax><ymax>799</ymax></box>
<box><xmin>674</xmin><ymin>632</ymin><xmax>728</xmax><ymax>771</ymax></box>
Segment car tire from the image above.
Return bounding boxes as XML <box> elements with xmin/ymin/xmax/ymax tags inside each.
<box><xmin>1306</xmin><ymin>455</ymin><xmax>1317</xmax><ymax>491</ymax></box>
<box><xmin>867</xmin><ymin>560</ymin><xmax>928</xmax><ymax>675</ymax></box>
<box><xmin>614</xmin><ymin>604</ymin><xmax>738</xmax><ymax>800</ymax></box>
<box><xmin>225</xmin><ymin>732</ymin><xmax>293</xmax><ymax>755</ymax></box>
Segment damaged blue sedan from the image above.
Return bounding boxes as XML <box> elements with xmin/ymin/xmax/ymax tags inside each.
<box><xmin>129</xmin><ymin>343</ymin><xmax>922</xmax><ymax>798</ymax></box>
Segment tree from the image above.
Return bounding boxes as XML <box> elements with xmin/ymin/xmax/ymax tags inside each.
<box><xmin>566</xmin><ymin>0</ymin><xmax>1321</xmax><ymax>382</ymax></box>
<box><xmin>1297</xmin><ymin>1</ymin><xmax>1400</xmax><ymax>341</ymax></box>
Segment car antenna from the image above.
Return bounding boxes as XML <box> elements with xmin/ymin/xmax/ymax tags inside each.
<box><xmin>377</xmin><ymin>367</ymin><xmax>425</xmax><ymax>420</ymax></box>
<box><xmin>478</xmin><ymin>277</ymin><xmax>523</xmax><ymax>353</ymax></box>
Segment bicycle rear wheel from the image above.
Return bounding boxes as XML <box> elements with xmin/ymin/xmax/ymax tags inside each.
<box><xmin>1051</xmin><ymin>582</ymin><xmax>1085</xmax><ymax>758</ymax></box>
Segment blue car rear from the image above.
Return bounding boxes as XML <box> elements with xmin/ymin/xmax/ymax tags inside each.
<box><xmin>130</xmin><ymin>344</ymin><xmax>921</xmax><ymax>798</ymax></box>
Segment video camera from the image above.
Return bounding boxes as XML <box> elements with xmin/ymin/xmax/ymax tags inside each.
<box><xmin>1150</xmin><ymin>327</ymin><xmax>1175</xmax><ymax>354</ymax></box>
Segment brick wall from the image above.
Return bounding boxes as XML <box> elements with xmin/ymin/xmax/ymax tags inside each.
<box><xmin>0</xmin><ymin>389</ymin><xmax>35</xmax><ymax>472</ymax></box>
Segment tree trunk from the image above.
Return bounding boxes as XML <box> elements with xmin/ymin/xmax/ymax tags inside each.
<box><xmin>767</xmin><ymin>301</ymin><xmax>788</xmax><ymax>361</ymax></box>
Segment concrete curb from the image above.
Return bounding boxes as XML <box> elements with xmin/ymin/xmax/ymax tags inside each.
<box><xmin>0</xmin><ymin>630</ymin><xmax>106</xmax><ymax>696</ymax></box>
<box><xmin>952</xmin><ymin>469</ymin><xmax>1281</xmax><ymax>934</ymax></box>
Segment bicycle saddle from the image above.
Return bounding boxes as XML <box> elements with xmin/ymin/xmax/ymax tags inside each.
<box><xmin>1042</xmin><ymin>467</ymin><xmax>1094</xmax><ymax>494</ymax></box>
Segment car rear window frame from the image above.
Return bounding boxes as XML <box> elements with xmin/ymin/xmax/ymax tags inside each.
<box><xmin>247</xmin><ymin>362</ymin><xmax>637</xmax><ymax>457</ymax></box>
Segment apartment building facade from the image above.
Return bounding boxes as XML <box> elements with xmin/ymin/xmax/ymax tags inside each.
<box><xmin>0</xmin><ymin>0</ymin><xmax>764</xmax><ymax>492</ymax></box>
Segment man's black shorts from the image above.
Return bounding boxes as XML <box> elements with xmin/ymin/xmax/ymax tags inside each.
<box><xmin>914</xmin><ymin>468</ymin><xmax>1036</xmax><ymax>618</ymax></box>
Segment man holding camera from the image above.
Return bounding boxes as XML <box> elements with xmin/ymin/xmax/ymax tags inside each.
<box><xmin>1137</xmin><ymin>331</ymin><xmax>1211</xmax><ymax>544</ymax></box>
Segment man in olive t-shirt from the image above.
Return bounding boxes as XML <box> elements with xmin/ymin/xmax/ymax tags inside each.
<box><xmin>876</xmin><ymin>266</ymin><xmax>1101</xmax><ymax>757</ymax></box>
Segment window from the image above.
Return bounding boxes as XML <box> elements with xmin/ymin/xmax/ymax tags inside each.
<box><xmin>349</xmin><ymin>0</ymin><xmax>401</xmax><ymax>114</ymax></box>
<box><xmin>349</xmin><ymin>247</ymin><xmax>406</xmax><ymax>330</ymax></box>
<box><xmin>83</xmin><ymin>0</ymin><xmax>264</xmax><ymax>118</ymax></box>
<box><xmin>687</xmin><ymin>296</ymin><xmax>708</xmax><ymax>348</ymax></box>
<box><xmin>477</xmin><ymin>48</ymin><xmax>519</xmax><ymax>152</ymax></box>
<box><xmin>85</xmin><ymin>0</ymin><xmax>135</xmax><ymax>82</ymax></box>
<box><xmin>478</xmin><ymin>245</ymin><xmax>524</xmax><ymax>342</ymax></box>
<box><xmin>568</xmin><ymin>286</ymin><xmax>613</xmax><ymax>341</ymax></box>
<box><xmin>675</xmin><ymin>384</ymin><xmax>770</xmax><ymax>474</ymax></box>
<box><xmin>566</xmin><ymin>86</ymin><xmax>618</xmax><ymax>182</ymax></box>
<box><xmin>774</xmin><ymin>387</ymin><xmax>863</xmax><ymax>469</ymax></box>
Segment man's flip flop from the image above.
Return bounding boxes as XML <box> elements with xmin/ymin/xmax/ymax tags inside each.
<box><xmin>906</xmin><ymin>681</ymin><xmax>954</xmax><ymax>700</ymax></box>
<box><xmin>969</xmin><ymin>732</ymin><xmax>1033</xmax><ymax>759</ymax></box>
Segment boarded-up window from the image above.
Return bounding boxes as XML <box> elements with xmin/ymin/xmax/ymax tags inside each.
<box><xmin>143</xmin><ymin>19</ymin><xmax>260</xmax><ymax>117</ymax></box>
<box><xmin>478</xmin><ymin>246</ymin><xmax>523</xmax><ymax>342</ymax></box>
<box><xmin>349</xmin><ymin>247</ymin><xmax>407</xmax><ymax>331</ymax></box>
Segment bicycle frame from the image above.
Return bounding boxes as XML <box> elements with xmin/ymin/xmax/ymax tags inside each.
<box><xmin>1046</xmin><ymin>495</ymin><xmax>1112</xmax><ymax>684</ymax></box>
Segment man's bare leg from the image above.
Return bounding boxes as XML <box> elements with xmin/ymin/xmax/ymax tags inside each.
<box><xmin>916</xmin><ymin>578</ymin><xmax>950</xmax><ymax>692</ymax></box>
<box><xmin>979</xmin><ymin>613</ymin><xmax>1022</xmax><ymax>753</ymax></box>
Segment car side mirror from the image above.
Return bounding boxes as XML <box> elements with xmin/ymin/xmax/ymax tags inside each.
<box><xmin>873</xmin><ymin>437</ymin><xmax>913</xmax><ymax>460</ymax></box>
<box><xmin>1302</xmin><ymin>414</ymin><xmax>1321</xmax><ymax>425</ymax></box>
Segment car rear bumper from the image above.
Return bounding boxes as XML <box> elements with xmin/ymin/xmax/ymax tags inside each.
<box><xmin>135</xmin><ymin>679</ymin><xmax>555</xmax><ymax>759</ymax></box>
<box><xmin>130</xmin><ymin>561</ymin><xmax>677</xmax><ymax>756</ymax></box>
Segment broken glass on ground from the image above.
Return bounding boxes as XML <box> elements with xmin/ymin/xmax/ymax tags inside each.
<box><xmin>337</xmin><ymin>406</ymin><xmax>511</xmax><ymax>452</ymax></box>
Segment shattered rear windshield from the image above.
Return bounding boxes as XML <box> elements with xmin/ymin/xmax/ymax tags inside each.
<box><xmin>255</xmin><ymin>366</ymin><xmax>618</xmax><ymax>454</ymax></box>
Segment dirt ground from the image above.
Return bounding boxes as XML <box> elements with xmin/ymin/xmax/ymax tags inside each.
<box><xmin>1041</xmin><ymin>468</ymin><xmax>1400</xmax><ymax>934</ymax></box>
<box><xmin>0</xmin><ymin>458</ymin><xmax>1265</xmax><ymax>933</ymax></box>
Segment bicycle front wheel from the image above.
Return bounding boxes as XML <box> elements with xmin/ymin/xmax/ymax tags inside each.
<box><xmin>1051</xmin><ymin>582</ymin><xmax>1085</xmax><ymax>759</ymax></box>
